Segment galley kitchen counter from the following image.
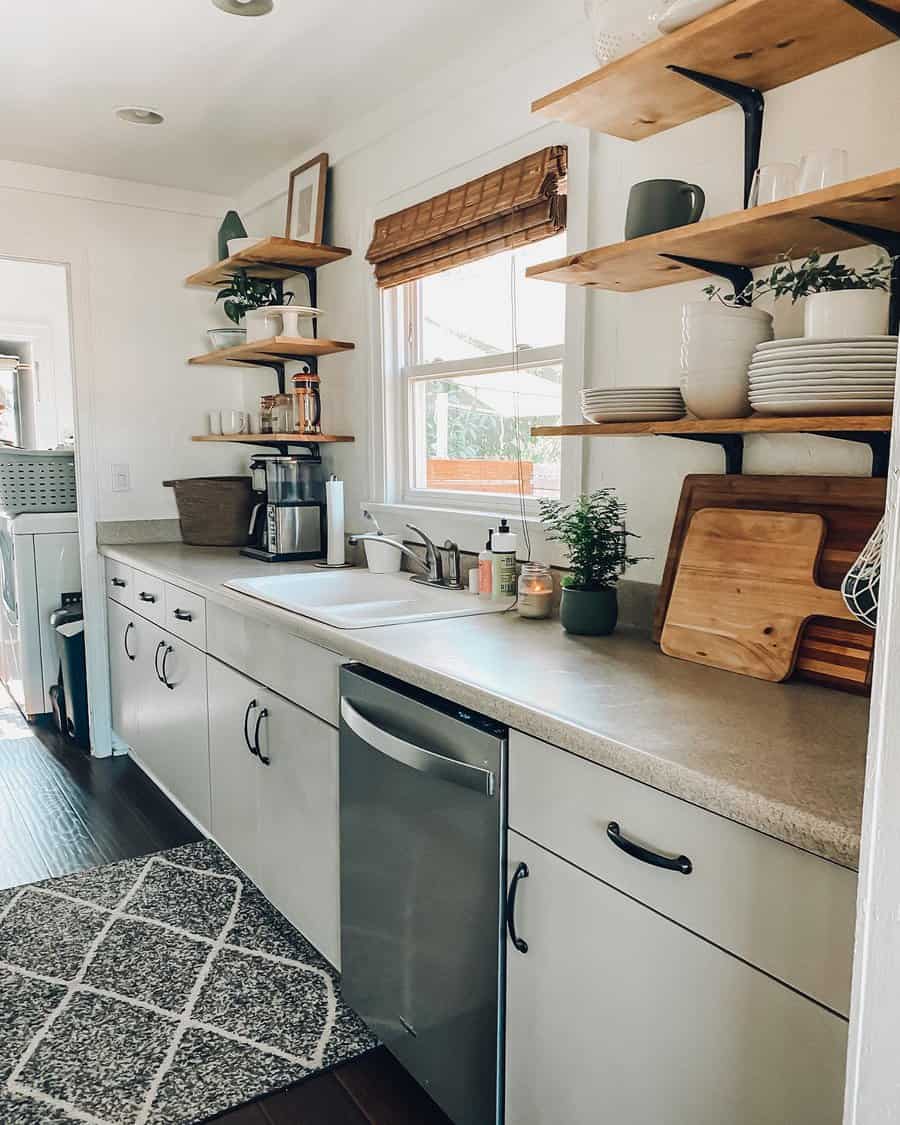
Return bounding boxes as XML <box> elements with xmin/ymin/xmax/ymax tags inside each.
<box><xmin>100</xmin><ymin>542</ymin><xmax>869</xmax><ymax>869</ymax></box>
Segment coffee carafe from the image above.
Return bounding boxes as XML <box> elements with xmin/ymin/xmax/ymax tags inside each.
<box><xmin>242</xmin><ymin>452</ymin><xmax>326</xmax><ymax>562</ymax></box>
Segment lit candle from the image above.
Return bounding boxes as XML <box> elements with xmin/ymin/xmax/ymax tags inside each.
<box><xmin>517</xmin><ymin>563</ymin><xmax>554</xmax><ymax>619</ymax></box>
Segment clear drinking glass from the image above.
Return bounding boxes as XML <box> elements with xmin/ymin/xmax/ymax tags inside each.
<box><xmin>748</xmin><ymin>162</ymin><xmax>800</xmax><ymax>207</ymax></box>
<box><xmin>798</xmin><ymin>149</ymin><xmax>849</xmax><ymax>194</ymax></box>
<box><xmin>584</xmin><ymin>0</ymin><xmax>677</xmax><ymax>64</ymax></box>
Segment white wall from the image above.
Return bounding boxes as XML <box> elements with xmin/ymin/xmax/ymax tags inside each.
<box><xmin>0</xmin><ymin>160</ymin><xmax>253</xmax><ymax>523</ymax></box>
<box><xmin>237</xmin><ymin>24</ymin><xmax>900</xmax><ymax>584</ymax></box>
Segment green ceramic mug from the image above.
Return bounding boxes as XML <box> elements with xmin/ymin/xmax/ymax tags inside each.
<box><xmin>624</xmin><ymin>179</ymin><xmax>706</xmax><ymax>240</ymax></box>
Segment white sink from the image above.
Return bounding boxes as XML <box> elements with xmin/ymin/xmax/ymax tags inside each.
<box><xmin>225</xmin><ymin>569</ymin><xmax>515</xmax><ymax>628</ymax></box>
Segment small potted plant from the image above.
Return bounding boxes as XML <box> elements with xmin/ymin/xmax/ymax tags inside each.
<box><xmin>209</xmin><ymin>269</ymin><xmax>294</xmax><ymax>351</ymax></box>
<box><xmin>539</xmin><ymin>489</ymin><xmax>644</xmax><ymax>636</ymax></box>
<box><xmin>742</xmin><ymin>250</ymin><xmax>893</xmax><ymax>339</ymax></box>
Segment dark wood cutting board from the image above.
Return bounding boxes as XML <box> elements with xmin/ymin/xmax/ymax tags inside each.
<box><xmin>654</xmin><ymin>475</ymin><xmax>885</xmax><ymax>694</ymax></box>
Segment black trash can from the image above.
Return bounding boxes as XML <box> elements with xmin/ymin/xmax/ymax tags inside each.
<box><xmin>49</xmin><ymin>599</ymin><xmax>89</xmax><ymax>748</ymax></box>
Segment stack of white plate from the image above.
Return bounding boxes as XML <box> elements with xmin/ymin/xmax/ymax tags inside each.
<box><xmin>748</xmin><ymin>336</ymin><xmax>898</xmax><ymax>416</ymax></box>
<box><xmin>581</xmin><ymin>386</ymin><xmax>685</xmax><ymax>423</ymax></box>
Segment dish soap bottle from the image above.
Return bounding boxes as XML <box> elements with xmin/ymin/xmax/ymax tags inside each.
<box><xmin>479</xmin><ymin>531</ymin><xmax>494</xmax><ymax>597</ymax></box>
<box><xmin>491</xmin><ymin>519</ymin><xmax>518</xmax><ymax>600</ymax></box>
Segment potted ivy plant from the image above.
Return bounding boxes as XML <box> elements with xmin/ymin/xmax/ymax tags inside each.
<box><xmin>208</xmin><ymin>269</ymin><xmax>294</xmax><ymax>350</ymax></box>
<box><xmin>539</xmin><ymin>489</ymin><xmax>644</xmax><ymax>636</ymax></box>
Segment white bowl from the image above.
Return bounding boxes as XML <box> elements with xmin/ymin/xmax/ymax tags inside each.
<box><xmin>207</xmin><ymin>328</ymin><xmax>246</xmax><ymax>352</ymax></box>
<box><xmin>364</xmin><ymin>536</ymin><xmax>403</xmax><ymax>574</ymax></box>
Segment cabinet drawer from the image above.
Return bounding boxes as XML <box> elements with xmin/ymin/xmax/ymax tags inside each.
<box><xmin>106</xmin><ymin>560</ymin><xmax>134</xmax><ymax>606</ymax></box>
<box><xmin>132</xmin><ymin>570</ymin><xmax>165</xmax><ymax>625</ymax></box>
<box><xmin>164</xmin><ymin>583</ymin><xmax>207</xmax><ymax>648</ymax></box>
<box><xmin>207</xmin><ymin>602</ymin><xmax>342</xmax><ymax>727</ymax></box>
<box><xmin>509</xmin><ymin>730</ymin><xmax>857</xmax><ymax>1016</ymax></box>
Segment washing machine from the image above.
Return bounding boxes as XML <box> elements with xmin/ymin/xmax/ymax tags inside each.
<box><xmin>0</xmin><ymin>511</ymin><xmax>81</xmax><ymax>718</ymax></box>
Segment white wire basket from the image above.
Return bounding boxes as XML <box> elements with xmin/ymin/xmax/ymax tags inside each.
<box><xmin>842</xmin><ymin>517</ymin><xmax>882</xmax><ymax>630</ymax></box>
<box><xmin>0</xmin><ymin>448</ymin><xmax>77</xmax><ymax>515</ymax></box>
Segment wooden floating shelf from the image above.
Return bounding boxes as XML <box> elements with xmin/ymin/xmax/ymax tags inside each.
<box><xmin>533</xmin><ymin>416</ymin><xmax>892</xmax><ymax>437</ymax></box>
<box><xmin>532</xmin><ymin>0</ymin><xmax>900</xmax><ymax>139</ymax></box>
<box><xmin>192</xmin><ymin>434</ymin><xmax>354</xmax><ymax>444</ymax></box>
<box><xmin>526</xmin><ymin>168</ymin><xmax>900</xmax><ymax>291</ymax></box>
<box><xmin>189</xmin><ymin>336</ymin><xmax>355</xmax><ymax>367</ymax></box>
<box><xmin>186</xmin><ymin>237</ymin><xmax>352</xmax><ymax>288</ymax></box>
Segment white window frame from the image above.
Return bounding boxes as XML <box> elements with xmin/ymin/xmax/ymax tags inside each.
<box><xmin>365</xmin><ymin>126</ymin><xmax>588</xmax><ymax>555</ymax></box>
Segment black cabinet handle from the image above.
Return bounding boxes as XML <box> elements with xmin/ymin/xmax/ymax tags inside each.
<box><xmin>160</xmin><ymin>645</ymin><xmax>175</xmax><ymax>690</ymax></box>
<box><xmin>606</xmin><ymin>822</ymin><xmax>692</xmax><ymax>876</ymax></box>
<box><xmin>243</xmin><ymin>699</ymin><xmax>258</xmax><ymax>756</ymax></box>
<box><xmin>124</xmin><ymin>621</ymin><xmax>136</xmax><ymax>662</ymax></box>
<box><xmin>139</xmin><ymin>592</ymin><xmax>157</xmax><ymax>603</ymax></box>
<box><xmin>173</xmin><ymin>609</ymin><xmax>193</xmax><ymax>622</ymax></box>
<box><xmin>253</xmin><ymin>708</ymin><xmax>270</xmax><ymax>765</ymax></box>
<box><xmin>506</xmin><ymin>862</ymin><xmax>529</xmax><ymax>954</ymax></box>
<box><xmin>154</xmin><ymin>641</ymin><xmax>166</xmax><ymax>682</ymax></box>
<box><xmin>111</xmin><ymin>577</ymin><xmax>127</xmax><ymax>588</ymax></box>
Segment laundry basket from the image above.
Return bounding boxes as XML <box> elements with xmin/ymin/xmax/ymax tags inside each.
<box><xmin>163</xmin><ymin>476</ymin><xmax>254</xmax><ymax>546</ymax></box>
<box><xmin>0</xmin><ymin>448</ymin><xmax>77</xmax><ymax>514</ymax></box>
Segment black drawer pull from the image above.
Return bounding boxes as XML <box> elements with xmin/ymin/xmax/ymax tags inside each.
<box><xmin>253</xmin><ymin>708</ymin><xmax>270</xmax><ymax>765</ymax></box>
<box><xmin>139</xmin><ymin>592</ymin><xmax>157</xmax><ymax>603</ymax></box>
<box><xmin>506</xmin><ymin>862</ymin><xmax>529</xmax><ymax>954</ymax></box>
<box><xmin>111</xmin><ymin>577</ymin><xmax>127</xmax><ymax>588</ymax></box>
<box><xmin>154</xmin><ymin>640</ymin><xmax>166</xmax><ymax>682</ymax></box>
<box><xmin>173</xmin><ymin>608</ymin><xmax>193</xmax><ymax>622</ymax></box>
<box><xmin>160</xmin><ymin>645</ymin><xmax>175</xmax><ymax>690</ymax></box>
<box><xmin>243</xmin><ymin>699</ymin><xmax>258</xmax><ymax>756</ymax></box>
<box><xmin>606</xmin><ymin>822</ymin><xmax>692</xmax><ymax>875</ymax></box>
<box><xmin>124</xmin><ymin>621</ymin><xmax>136</xmax><ymax>662</ymax></box>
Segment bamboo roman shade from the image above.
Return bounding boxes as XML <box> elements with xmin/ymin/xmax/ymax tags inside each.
<box><xmin>366</xmin><ymin>146</ymin><xmax>567</xmax><ymax>288</ymax></box>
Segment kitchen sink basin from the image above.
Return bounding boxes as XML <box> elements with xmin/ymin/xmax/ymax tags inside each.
<box><xmin>224</xmin><ymin>569</ymin><xmax>515</xmax><ymax>628</ymax></box>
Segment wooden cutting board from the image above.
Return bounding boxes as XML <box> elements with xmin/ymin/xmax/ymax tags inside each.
<box><xmin>661</xmin><ymin>509</ymin><xmax>859</xmax><ymax>682</ymax></box>
<box><xmin>654</xmin><ymin>475</ymin><xmax>884</xmax><ymax>693</ymax></box>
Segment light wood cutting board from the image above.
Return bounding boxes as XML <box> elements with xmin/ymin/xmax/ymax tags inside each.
<box><xmin>661</xmin><ymin>508</ymin><xmax>858</xmax><ymax>683</ymax></box>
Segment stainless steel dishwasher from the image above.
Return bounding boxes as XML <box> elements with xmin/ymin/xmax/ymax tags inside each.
<box><xmin>339</xmin><ymin>663</ymin><xmax>507</xmax><ymax>1125</ymax></box>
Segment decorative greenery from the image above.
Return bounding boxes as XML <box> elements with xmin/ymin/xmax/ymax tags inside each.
<box><xmin>539</xmin><ymin>489</ymin><xmax>645</xmax><ymax>592</ymax></box>
<box><xmin>215</xmin><ymin>269</ymin><xmax>294</xmax><ymax>326</ymax></box>
<box><xmin>704</xmin><ymin>250</ymin><xmax>893</xmax><ymax>308</ymax></box>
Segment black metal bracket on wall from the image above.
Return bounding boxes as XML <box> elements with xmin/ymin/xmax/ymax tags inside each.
<box><xmin>660</xmin><ymin>254</ymin><xmax>754</xmax><ymax>301</ymax></box>
<box><xmin>668</xmin><ymin>433</ymin><xmax>745</xmax><ymax>474</ymax></box>
<box><xmin>814</xmin><ymin>217</ymin><xmax>900</xmax><ymax>335</ymax></box>
<box><xmin>839</xmin><ymin>0</ymin><xmax>900</xmax><ymax>35</ymax></box>
<box><xmin>667</xmin><ymin>66</ymin><xmax>764</xmax><ymax>208</ymax></box>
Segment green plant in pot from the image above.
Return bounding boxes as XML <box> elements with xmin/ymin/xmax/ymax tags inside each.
<box><xmin>539</xmin><ymin>489</ymin><xmax>644</xmax><ymax>636</ymax></box>
<box><xmin>208</xmin><ymin>269</ymin><xmax>294</xmax><ymax>351</ymax></box>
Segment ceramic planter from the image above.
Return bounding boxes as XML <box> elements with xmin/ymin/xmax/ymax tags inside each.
<box><xmin>804</xmin><ymin>290</ymin><xmax>891</xmax><ymax>339</ymax></box>
<box><xmin>559</xmin><ymin>586</ymin><xmax>618</xmax><ymax>636</ymax></box>
<box><xmin>680</xmin><ymin>302</ymin><xmax>774</xmax><ymax>419</ymax></box>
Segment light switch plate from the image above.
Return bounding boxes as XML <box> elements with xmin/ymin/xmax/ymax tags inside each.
<box><xmin>111</xmin><ymin>463</ymin><xmax>131</xmax><ymax>492</ymax></box>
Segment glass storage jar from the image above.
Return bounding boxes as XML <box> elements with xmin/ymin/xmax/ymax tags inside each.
<box><xmin>517</xmin><ymin>563</ymin><xmax>554</xmax><ymax>619</ymax></box>
<box><xmin>270</xmin><ymin>393</ymin><xmax>294</xmax><ymax>434</ymax></box>
<box><xmin>259</xmin><ymin>394</ymin><xmax>275</xmax><ymax>434</ymax></box>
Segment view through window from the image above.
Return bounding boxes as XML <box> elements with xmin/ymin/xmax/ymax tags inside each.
<box><xmin>401</xmin><ymin>233</ymin><xmax>565</xmax><ymax>501</ymax></box>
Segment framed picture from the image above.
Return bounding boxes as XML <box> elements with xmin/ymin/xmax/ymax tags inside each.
<box><xmin>285</xmin><ymin>153</ymin><xmax>328</xmax><ymax>244</ymax></box>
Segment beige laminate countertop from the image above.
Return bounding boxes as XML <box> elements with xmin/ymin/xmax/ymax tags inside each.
<box><xmin>100</xmin><ymin>543</ymin><xmax>869</xmax><ymax>870</ymax></box>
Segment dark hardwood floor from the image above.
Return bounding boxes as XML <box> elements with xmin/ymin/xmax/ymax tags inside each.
<box><xmin>0</xmin><ymin>693</ymin><xmax>452</xmax><ymax>1125</ymax></box>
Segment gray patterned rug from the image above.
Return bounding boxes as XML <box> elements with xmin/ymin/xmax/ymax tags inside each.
<box><xmin>0</xmin><ymin>840</ymin><xmax>376</xmax><ymax>1124</ymax></box>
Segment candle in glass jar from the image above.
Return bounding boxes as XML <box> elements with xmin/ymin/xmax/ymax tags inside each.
<box><xmin>517</xmin><ymin>563</ymin><xmax>553</xmax><ymax>619</ymax></box>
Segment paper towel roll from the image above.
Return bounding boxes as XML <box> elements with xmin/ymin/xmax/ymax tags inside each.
<box><xmin>325</xmin><ymin>477</ymin><xmax>345</xmax><ymax>566</ymax></box>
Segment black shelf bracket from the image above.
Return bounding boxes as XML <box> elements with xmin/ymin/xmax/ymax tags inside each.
<box><xmin>813</xmin><ymin>431</ymin><xmax>891</xmax><ymax>477</ymax></box>
<box><xmin>660</xmin><ymin>254</ymin><xmax>754</xmax><ymax>301</ymax></box>
<box><xmin>668</xmin><ymin>433</ymin><xmax>745</xmax><ymax>474</ymax></box>
<box><xmin>667</xmin><ymin>65</ymin><xmax>764</xmax><ymax>208</ymax></box>
<box><xmin>813</xmin><ymin>216</ymin><xmax>900</xmax><ymax>335</ymax></box>
<box><xmin>839</xmin><ymin>0</ymin><xmax>900</xmax><ymax>36</ymax></box>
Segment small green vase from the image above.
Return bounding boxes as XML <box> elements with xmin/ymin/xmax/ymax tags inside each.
<box><xmin>559</xmin><ymin>586</ymin><xmax>618</xmax><ymax>636</ymax></box>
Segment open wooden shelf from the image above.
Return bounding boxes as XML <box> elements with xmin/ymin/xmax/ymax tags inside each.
<box><xmin>526</xmin><ymin>168</ymin><xmax>900</xmax><ymax>291</ymax></box>
<box><xmin>533</xmin><ymin>415</ymin><xmax>892</xmax><ymax>437</ymax></box>
<box><xmin>192</xmin><ymin>434</ymin><xmax>354</xmax><ymax>444</ymax></box>
<box><xmin>189</xmin><ymin>336</ymin><xmax>355</xmax><ymax>368</ymax></box>
<box><xmin>186</xmin><ymin>237</ymin><xmax>352</xmax><ymax>288</ymax></box>
<box><xmin>532</xmin><ymin>0</ymin><xmax>899</xmax><ymax>139</ymax></box>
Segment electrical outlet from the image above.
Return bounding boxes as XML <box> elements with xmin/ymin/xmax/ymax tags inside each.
<box><xmin>111</xmin><ymin>463</ymin><xmax>131</xmax><ymax>492</ymax></box>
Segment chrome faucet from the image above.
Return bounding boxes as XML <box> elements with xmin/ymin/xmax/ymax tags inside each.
<box><xmin>348</xmin><ymin>523</ymin><xmax>464</xmax><ymax>590</ymax></box>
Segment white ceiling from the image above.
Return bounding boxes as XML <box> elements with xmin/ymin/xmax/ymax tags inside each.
<box><xmin>0</xmin><ymin>0</ymin><xmax>581</xmax><ymax>195</ymax></box>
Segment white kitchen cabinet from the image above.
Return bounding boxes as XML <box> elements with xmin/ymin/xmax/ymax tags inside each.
<box><xmin>505</xmin><ymin>832</ymin><xmax>848</xmax><ymax>1125</ymax></box>
<box><xmin>106</xmin><ymin>598</ymin><xmax>140</xmax><ymax>747</ymax></box>
<box><xmin>208</xmin><ymin>657</ymin><xmax>340</xmax><ymax>965</ymax></box>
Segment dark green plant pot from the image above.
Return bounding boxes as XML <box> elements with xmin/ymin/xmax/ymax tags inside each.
<box><xmin>560</xmin><ymin>586</ymin><xmax>618</xmax><ymax>636</ymax></box>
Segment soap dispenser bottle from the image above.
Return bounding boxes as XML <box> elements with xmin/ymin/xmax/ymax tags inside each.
<box><xmin>479</xmin><ymin>531</ymin><xmax>494</xmax><ymax>597</ymax></box>
<box><xmin>491</xmin><ymin>518</ymin><xmax>518</xmax><ymax>600</ymax></box>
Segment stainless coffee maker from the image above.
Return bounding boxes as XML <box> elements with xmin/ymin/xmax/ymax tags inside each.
<box><xmin>242</xmin><ymin>453</ymin><xmax>326</xmax><ymax>562</ymax></box>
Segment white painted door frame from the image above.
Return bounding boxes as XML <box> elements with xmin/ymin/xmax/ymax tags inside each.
<box><xmin>844</xmin><ymin>357</ymin><xmax>900</xmax><ymax>1123</ymax></box>
<box><xmin>0</xmin><ymin>241</ymin><xmax>112</xmax><ymax>757</ymax></box>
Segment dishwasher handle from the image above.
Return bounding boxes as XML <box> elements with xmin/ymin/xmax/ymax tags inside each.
<box><xmin>340</xmin><ymin>697</ymin><xmax>496</xmax><ymax>798</ymax></box>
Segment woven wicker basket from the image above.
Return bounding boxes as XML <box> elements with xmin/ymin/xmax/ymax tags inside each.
<box><xmin>163</xmin><ymin>476</ymin><xmax>254</xmax><ymax>547</ymax></box>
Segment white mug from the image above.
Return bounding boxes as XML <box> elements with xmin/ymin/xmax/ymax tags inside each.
<box><xmin>207</xmin><ymin>410</ymin><xmax>222</xmax><ymax>436</ymax></box>
<box><xmin>799</xmin><ymin>148</ymin><xmax>849</xmax><ymax>194</ymax></box>
<box><xmin>749</xmin><ymin>163</ymin><xmax>800</xmax><ymax>207</ymax></box>
<box><xmin>220</xmin><ymin>410</ymin><xmax>246</xmax><ymax>435</ymax></box>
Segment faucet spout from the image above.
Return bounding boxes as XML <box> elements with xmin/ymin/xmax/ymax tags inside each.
<box><xmin>347</xmin><ymin>533</ymin><xmax>431</xmax><ymax>574</ymax></box>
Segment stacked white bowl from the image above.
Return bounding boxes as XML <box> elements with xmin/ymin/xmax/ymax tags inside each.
<box><xmin>748</xmin><ymin>335</ymin><xmax>898</xmax><ymax>416</ymax></box>
<box><xmin>581</xmin><ymin>386</ymin><xmax>685</xmax><ymax>423</ymax></box>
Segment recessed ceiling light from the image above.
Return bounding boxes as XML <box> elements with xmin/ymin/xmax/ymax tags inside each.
<box><xmin>212</xmin><ymin>0</ymin><xmax>274</xmax><ymax>15</ymax></box>
<box><xmin>115</xmin><ymin>106</ymin><xmax>164</xmax><ymax>126</ymax></box>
